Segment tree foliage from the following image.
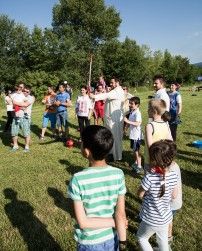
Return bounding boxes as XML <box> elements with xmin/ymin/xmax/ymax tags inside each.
<box><xmin>0</xmin><ymin>1</ymin><xmax>200</xmax><ymax>96</ymax></box>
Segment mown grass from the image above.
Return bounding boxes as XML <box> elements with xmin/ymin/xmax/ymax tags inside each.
<box><xmin>0</xmin><ymin>89</ymin><xmax>202</xmax><ymax>251</ymax></box>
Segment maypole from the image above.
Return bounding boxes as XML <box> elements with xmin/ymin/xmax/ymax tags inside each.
<box><xmin>87</xmin><ymin>54</ymin><xmax>93</xmax><ymax>93</ymax></box>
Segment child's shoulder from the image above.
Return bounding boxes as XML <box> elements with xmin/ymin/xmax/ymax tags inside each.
<box><xmin>169</xmin><ymin>161</ymin><xmax>180</xmax><ymax>172</ymax></box>
<box><xmin>73</xmin><ymin>165</ymin><xmax>124</xmax><ymax>178</ymax></box>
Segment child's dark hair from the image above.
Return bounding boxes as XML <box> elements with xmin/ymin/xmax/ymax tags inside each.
<box><xmin>130</xmin><ymin>96</ymin><xmax>140</xmax><ymax>105</ymax></box>
<box><xmin>149</xmin><ymin>140</ymin><xmax>176</xmax><ymax>198</ymax></box>
<box><xmin>82</xmin><ymin>125</ymin><xmax>114</xmax><ymax>160</ymax></box>
<box><xmin>81</xmin><ymin>85</ymin><xmax>88</xmax><ymax>90</ymax></box>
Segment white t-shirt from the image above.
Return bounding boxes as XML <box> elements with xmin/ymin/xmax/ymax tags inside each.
<box><xmin>176</xmin><ymin>94</ymin><xmax>182</xmax><ymax>104</ymax></box>
<box><xmin>11</xmin><ymin>92</ymin><xmax>25</xmax><ymax>103</ymax></box>
<box><xmin>25</xmin><ymin>95</ymin><xmax>35</xmax><ymax>118</ymax></box>
<box><xmin>76</xmin><ymin>95</ymin><xmax>93</xmax><ymax>117</ymax></box>
<box><xmin>129</xmin><ymin>108</ymin><xmax>142</xmax><ymax>140</ymax></box>
<box><xmin>170</xmin><ymin>162</ymin><xmax>182</xmax><ymax>210</ymax></box>
<box><xmin>154</xmin><ymin>88</ymin><xmax>170</xmax><ymax>111</ymax></box>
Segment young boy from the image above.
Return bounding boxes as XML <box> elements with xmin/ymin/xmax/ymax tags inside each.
<box><xmin>124</xmin><ymin>97</ymin><xmax>142</xmax><ymax>173</ymax></box>
<box><xmin>68</xmin><ymin>125</ymin><xmax>127</xmax><ymax>251</ymax></box>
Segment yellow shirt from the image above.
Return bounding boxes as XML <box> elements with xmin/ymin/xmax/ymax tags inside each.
<box><xmin>144</xmin><ymin>121</ymin><xmax>171</xmax><ymax>165</ymax></box>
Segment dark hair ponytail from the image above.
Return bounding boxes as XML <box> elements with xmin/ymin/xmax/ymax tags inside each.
<box><xmin>159</xmin><ymin>168</ymin><xmax>166</xmax><ymax>198</ymax></box>
<box><xmin>149</xmin><ymin>140</ymin><xmax>177</xmax><ymax>198</ymax></box>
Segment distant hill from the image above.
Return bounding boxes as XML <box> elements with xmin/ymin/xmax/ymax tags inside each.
<box><xmin>193</xmin><ymin>62</ymin><xmax>202</xmax><ymax>67</ymax></box>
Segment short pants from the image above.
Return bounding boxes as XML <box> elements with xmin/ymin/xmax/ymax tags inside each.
<box><xmin>130</xmin><ymin>139</ymin><xmax>142</xmax><ymax>151</ymax></box>
<box><xmin>11</xmin><ymin>117</ymin><xmax>30</xmax><ymax>137</ymax></box>
<box><xmin>42</xmin><ymin>112</ymin><xmax>56</xmax><ymax>129</ymax></box>
<box><xmin>77</xmin><ymin>235</ymin><xmax>119</xmax><ymax>251</ymax></box>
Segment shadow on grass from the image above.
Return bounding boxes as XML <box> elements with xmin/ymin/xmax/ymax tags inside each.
<box><xmin>4</xmin><ymin>188</ymin><xmax>62</xmax><ymax>251</ymax></box>
<box><xmin>178</xmin><ymin>149</ymin><xmax>202</xmax><ymax>158</ymax></box>
<box><xmin>181</xmin><ymin>169</ymin><xmax>202</xmax><ymax>191</ymax></box>
<box><xmin>38</xmin><ymin>134</ymin><xmax>81</xmax><ymax>150</ymax></box>
<box><xmin>177</xmin><ymin>150</ymin><xmax>202</xmax><ymax>166</ymax></box>
<box><xmin>0</xmin><ymin>131</ymin><xmax>12</xmax><ymax>147</ymax></box>
<box><xmin>59</xmin><ymin>159</ymin><xmax>83</xmax><ymax>175</ymax></box>
<box><xmin>47</xmin><ymin>187</ymin><xmax>74</xmax><ymax>218</ymax></box>
<box><xmin>183</xmin><ymin>131</ymin><xmax>202</xmax><ymax>138</ymax></box>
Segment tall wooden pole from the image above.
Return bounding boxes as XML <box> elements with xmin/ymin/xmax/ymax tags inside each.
<box><xmin>88</xmin><ymin>54</ymin><xmax>93</xmax><ymax>92</ymax></box>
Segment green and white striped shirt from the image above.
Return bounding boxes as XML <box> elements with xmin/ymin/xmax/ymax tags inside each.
<box><xmin>68</xmin><ymin>165</ymin><xmax>126</xmax><ymax>245</ymax></box>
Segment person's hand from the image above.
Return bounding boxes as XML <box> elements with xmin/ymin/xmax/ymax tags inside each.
<box><xmin>89</xmin><ymin>93</ymin><xmax>95</xmax><ymax>99</ymax></box>
<box><xmin>55</xmin><ymin>101</ymin><xmax>60</xmax><ymax>106</ymax></box>
<box><xmin>124</xmin><ymin>117</ymin><xmax>129</xmax><ymax>123</ymax></box>
<box><xmin>67</xmin><ymin>100</ymin><xmax>72</xmax><ymax>107</ymax></box>
<box><xmin>42</xmin><ymin>99</ymin><xmax>46</xmax><ymax>104</ymax></box>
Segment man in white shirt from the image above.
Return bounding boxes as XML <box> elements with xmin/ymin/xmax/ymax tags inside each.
<box><xmin>90</xmin><ymin>78</ymin><xmax>125</xmax><ymax>161</ymax></box>
<box><xmin>153</xmin><ymin>75</ymin><xmax>170</xmax><ymax>111</ymax></box>
<box><xmin>11</xmin><ymin>85</ymin><xmax>35</xmax><ymax>152</ymax></box>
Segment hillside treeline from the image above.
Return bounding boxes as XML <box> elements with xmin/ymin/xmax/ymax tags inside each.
<box><xmin>0</xmin><ymin>0</ymin><xmax>202</xmax><ymax>97</ymax></box>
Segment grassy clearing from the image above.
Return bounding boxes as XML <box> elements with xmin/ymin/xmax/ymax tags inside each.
<box><xmin>0</xmin><ymin>89</ymin><xmax>202</xmax><ymax>251</ymax></box>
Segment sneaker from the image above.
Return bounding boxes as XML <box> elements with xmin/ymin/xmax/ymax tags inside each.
<box><xmin>39</xmin><ymin>135</ymin><xmax>44</xmax><ymax>140</ymax></box>
<box><xmin>131</xmin><ymin>163</ymin><xmax>137</xmax><ymax>170</ymax></box>
<box><xmin>23</xmin><ymin>147</ymin><xmax>30</xmax><ymax>153</ymax></box>
<box><xmin>11</xmin><ymin>146</ymin><xmax>19</xmax><ymax>152</ymax></box>
<box><xmin>132</xmin><ymin>164</ymin><xmax>142</xmax><ymax>173</ymax></box>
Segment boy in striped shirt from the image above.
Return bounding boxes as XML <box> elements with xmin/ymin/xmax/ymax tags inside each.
<box><xmin>68</xmin><ymin>125</ymin><xmax>127</xmax><ymax>251</ymax></box>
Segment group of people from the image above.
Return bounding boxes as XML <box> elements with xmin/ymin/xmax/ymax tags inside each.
<box><xmin>2</xmin><ymin>75</ymin><xmax>183</xmax><ymax>250</ymax></box>
<box><xmin>67</xmin><ymin>75</ymin><xmax>182</xmax><ymax>251</ymax></box>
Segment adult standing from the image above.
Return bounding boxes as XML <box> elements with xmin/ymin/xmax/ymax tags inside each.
<box><xmin>11</xmin><ymin>85</ymin><xmax>34</xmax><ymax>152</ymax></box>
<box><xmin>4</xmin><ymin>90</ymin><xmax>14</xmax><ymax>132</ymax></box>
<box><xmin>168</xmin><ymin>82</ymin><xmax>182</xmax><ymax>141</ymax></box>
<box><xmin>90</xmin><ymin>78</ymin><xmax>125</xmax><ymax>161</ymax></box>
<box><xmin>22</xmin><ymin>86</ymin><xmax>35</xmax><ymax>152</ymax></box>
<box><xmin>40</xmin><ymin>86</ymin><xmax>57</xmax><ymax>139</ymax></box>
<box><xmin>153</xmin><ymin>75</ymin><xmax>170</xmax><ymax>111</ymax></box>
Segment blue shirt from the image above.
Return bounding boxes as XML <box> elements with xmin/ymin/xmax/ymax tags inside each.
<box><xmin>56</xmin><ymin>92</ymin><xmax>70</xmax><ymax>112</ymax></box>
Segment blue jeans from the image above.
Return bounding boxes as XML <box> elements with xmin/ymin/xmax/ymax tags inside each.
<box><xmin>77</xmin><ymin>236</ymin><xmax>119</xmax><ymax>251</ymax></box>
<box><xmin>56</xmin><ymin>111</ymin><xmax>68</xmax><ymax>128</ymax></box>
<box><xmin>42</xmin><ymin>112</ymin><xmax>56</xmax><ymax>129</ymax></box>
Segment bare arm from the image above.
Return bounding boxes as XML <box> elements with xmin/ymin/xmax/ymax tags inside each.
<box><xmin>171</xmin><ymin>186</ymin><xmax>178</xmax><ymax>200</ymax></box>
<box><xmin>115</xmin><ymin>195</ymin><xmax>127</xmax><ymax>241</ymax></box>
<box><xmin>177</xmin><ymin>102</ymin><xmax>182</xmax><ymax>115</ymax></box>
<box><xmin>73</xmin><ymin>200</ymin><xmax>115</xmax><ymax>229</ymax></box>
<box><xmin>145</xmin><ymin>123</ymin><xmax>153</xmax><ymax>148</ymax></box>
<box><xmin>137</xmin><ymin>186</ymin><xmax>146</xmax><ymax>199</ymax></box>
<box><xmin>124</xmin><ymin>117</ymin><xmax>141</xmax><ymax>126</ymax></box>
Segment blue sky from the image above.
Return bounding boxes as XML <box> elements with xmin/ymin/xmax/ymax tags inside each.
<box><xmin>1</xmin><ymin>0</ymin><xmax>202</xmax><ymax>63</ymax></box>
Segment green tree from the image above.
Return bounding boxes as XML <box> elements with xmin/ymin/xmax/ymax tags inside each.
<box><xmin>52</xmin><ymin>0</ymin><xmax>121</xmax><ymax>50</ymax></box>
<box><xmin>0</xmin><ymin>15</ymin><xmax>30</xmax><ymax>89</ymax></box>
<box><xmin>101</xmin><ymin>38</ymin><xmax>147</xmax><ymax>85</ymax></box>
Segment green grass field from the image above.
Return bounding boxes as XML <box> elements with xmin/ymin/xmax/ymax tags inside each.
<box><xmin>0</xmin><ymin>89</ymin><xmax>202</xmax><ymax>251</ymax></box>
